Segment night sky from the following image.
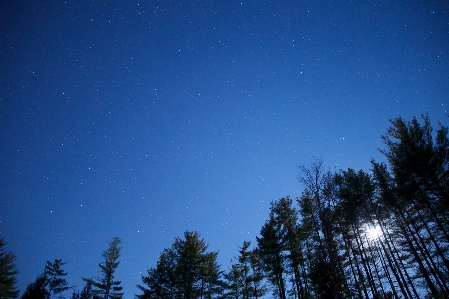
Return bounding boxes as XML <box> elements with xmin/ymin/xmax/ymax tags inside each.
<box><xmin>1</xmin><ymin>1</ymin><xmax>448</xmax><ymax>297</ymax></box>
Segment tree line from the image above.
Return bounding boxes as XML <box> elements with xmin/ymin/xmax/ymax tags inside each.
<box><xmin>1</xmin><ymin>114</ymin><xmax>448</xmax><ymax>299</ymax></box>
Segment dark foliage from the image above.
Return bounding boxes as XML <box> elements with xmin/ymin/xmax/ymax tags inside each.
<box><xmin>0</xmin><ymin>239</ymin><xmax>19</xmax><ymax>299</ymax></box>
<box><xmin>13</xmin><ymin>114</ymin><xmax>449</xmax><ymax>299</ymax></box>
<box><xmin>82</xmin><ymin>237</ymin><xmax>123</xmax><ymax>299</ymax></box>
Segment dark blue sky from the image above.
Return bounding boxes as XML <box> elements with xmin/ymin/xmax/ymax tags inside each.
<box><xmin>1</xmin><ymin>1</ymin><xmax>447</xmax><ymax>298</ymax></box>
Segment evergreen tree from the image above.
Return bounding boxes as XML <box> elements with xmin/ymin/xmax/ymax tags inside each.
<box><xmin>256</xmin><ymin>214</ymin><xmax>286</xmax><ymax>299</ymax></box>
<box><xmin>222</xmin><ymin>264</ymin><xmax>243</xmax><ymax>299</ymax></box>
<box><xmin>381</xmin><ymin>114</ymin><xmax>449</xmax><ymax>216</ymax></box>
<box><xmin>71</xmin><ymin>291</ymin><xmax>79</xmax><ymax>299</ymax></box>
<box><xmin>271</xmin><ymin>197</ymin><xmax>306</xmax><ymax>299</ymax></box>
<box><xmin>20</xmin><ymin>273</ymin><xmax>49</xmax><ymax>299</ymax></box>
<box><xmin>223</xmin><ymin>241</ymin><xmax>253</xmax><ymax>299</ymax></box>
<box><xmin>236</xmin><ymin>241</ymin><xmax>253</xmax><ymax>299</ymax></box>
<box><xmin>80</xmin><ymin>283</ymin><xmax>93</xmax><ymax>299</ymax></box>
<box><xmin>137</xmin><ymin>231</ymin><xmax>222</xmax><ymax>299</ymax></box>
<box><xmin>223</xmin><ymin>242</ymin><xmax>267</xmax><ymax>299</ymax></box>
<box><xmin>173</xmin><ymin>231</ymin><xmax>221</xmax><ymax>299</ymax></box>
<box><xmin>21</xmin><ymin>259</ymin><xmax>70</xmax><ymax>299</ymax></box>
<box><xmin>247</xmin><ymin>249</ymin><xmax>267</xmax><ymax>299</ymax></box>
<box><xmin>198</xmin><ymin>251</ymin><xmax>222</xmax><ymax>299</ymax></box>
<box><xmin>71</xmin><ymin>282</ymin><xmax>93</xmax><ymax>299</ymax></box>
<box><xmin>297</xmin><ymin>160</ymin><xmax>348</xmax><ymax>298</ymax></box>
<box><xmin>334</xmin><ymin>168</ymin><xmax>405</xmax><ymax>298</ymax></box>
<box><xmin>83</xmin><ymin>237</ymin><xmax>123</xmax><ymax>299</ymax></box>
<box><xmin>376</xmin><ymin>114</ymin><xmax>449</xmax><ymax>297</ymax></box>
<box><xmin>174</xmin><ymin>231</ymin><xmax>205</xmax><ymax>299</ymax></box>
<box><xmin>136</xmin><ymin>247</ymin><xmax>178</xmax><ymax>299</ymax></box>
<box><xmin>45</xmin><ymin>259</ymin><xmax>71</xmax><ymax>299</ymax></box>
<box><xmin>0</xmin><ymin>238</ymin><xmax>19</xmax><ymax>299</ymax></box>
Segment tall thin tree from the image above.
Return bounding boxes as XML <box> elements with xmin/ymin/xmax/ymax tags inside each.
<box><xmin>45</xmin><ymin>259</ymin><xmax>71</xmax><ymax>299</ymax></box>
<box><xmin>83</xmin><ymin>237</ymin><xmax>123</xmax><ymax>299</ymax></box>
<box><xmin>0</xmin><ymin>238</ymin><xmax>19</xmax><ymax>299</ymax></box>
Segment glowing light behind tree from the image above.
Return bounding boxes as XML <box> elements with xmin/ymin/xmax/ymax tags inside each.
<box><xmin>366</xmin><ymin>225</ymin><xmax>382</xmax><ymax>240</ymax></box>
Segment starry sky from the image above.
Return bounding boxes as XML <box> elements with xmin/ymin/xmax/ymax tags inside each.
<box><xmin>1</xmin><ymin>1</ymin><xmax>448</xmax><ymax>297</ymax></box>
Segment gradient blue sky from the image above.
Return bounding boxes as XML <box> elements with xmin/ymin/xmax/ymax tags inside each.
<box><xmin>1</xmin><ymin>1</ymin><xmax>448</xmax><ymax>298</ymax></box>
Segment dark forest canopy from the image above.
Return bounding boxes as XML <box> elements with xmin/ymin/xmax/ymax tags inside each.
<box><xmin>4</xmin><ymin>114</ymin><xmax>449</xmax><ymax>299</ymax></box>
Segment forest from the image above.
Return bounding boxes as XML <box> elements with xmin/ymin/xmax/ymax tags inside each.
<box><xmin>1</xmin><ymin>114</ymin><xmax>448</xmax><ymax>299</ymax></box>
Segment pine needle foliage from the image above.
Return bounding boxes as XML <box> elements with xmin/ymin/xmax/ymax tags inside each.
<box><xmin>83</xmin><ymin>237</ymin><xmax>123</xmax><ymax>299</ymax></box>
<box><xmin>0</xmin><ymin>239</ymin><xmax>19</xmax><ymax>299</ymax></box>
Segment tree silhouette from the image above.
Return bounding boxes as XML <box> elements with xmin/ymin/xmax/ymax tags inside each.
<box><xmin>222</xmin><ymin>241</ymin><xmax>267</xmax><ymax>299</ymax></box>
<box><xmin>45</xmin><ymin>259</ymin><xmax>71</xmax><ymax>299</ymax></box>
<box><xmin>256</xmin><ymin>214</ymin><xmax>287</xmax><ymax>299</ymax></box>
<box><xmin>11</xmin><ymin>113</ymin><xmax>449</xmax><ymax>299</ymax></box>
<box><xmin>71</xmin><ymin>282</ymin><xmax>93</xmax><ymax>299</ymax></box>
<box><xmin>20</xmin><ymin>273</ymin><xmax>49</xmax><ymax>299</ymax></box>
<box><xmin>0</xmin><ymin>238</ymin><xmax>19</xmax><ymax>299</ymax></box>
<box><xmin>137</xmin><ymin>231</ymin><xmax>221</xmax><ymax>299</ymax></box>
<box><xmin>83</xmin><ymin>237</ymin><xmax>123</xmax><ymax>299</ymax></box>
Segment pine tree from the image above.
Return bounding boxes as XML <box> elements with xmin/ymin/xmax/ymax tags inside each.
<box><xmin>248</xmin><ymin>249</ymin><xmax>267</xmax><ymax>299</ymax></box>
<box><xmin>198</xmin><ymin>251</ymin><xmax>222</xmax><ymax>299</ymax></box>
<box><xmin>45</xmin><ymin>259</ymin><xmax>71</xmax><ymax>299</ymax></box>
<box><xmin>256</xmin><ymin>214</ymin><xmax>286</xmax><ymax>299</ymax></box>
<box><xmin>237</xmin><ymin>241</ymin><xmax>253</xmax><ymax>299</ymax></box>
<box><xmin>377</xmin><ymin>114</ymin><xmax>449</xmax><ymax>297</ymax></box>
<box><xmin>173</xmin><ymin>231</ymin><xmax>221</xmax><ymax>299</ymax></box>
<box><xmin>381</xmin><ymin>114</ymin><xmax>449</xmax><ymax>216</ymax></box>
<box><xmin>223</xmin><ymin>241</ymin><xmax>253</xmax><ymax>299</ymax></box>
<box><xmin>80</xmin><ymin>283</ymin><xmax>93</xmax><ymax>299</ymax></box>
<box><xmin>297</xmin><ymin>160</ymin><xmax>348</xmax><ymax>298</ymax></box>
<box><xmin>271</xmin><ymin>197</ymin><xmax>306</xmax><ymax>299</ymax></box>
<box><xmin>83</xmin><ymin>237</ymin><xmax>123</xmax><ymax>299</ymax></box>
<box><xmin>20</xmin><ymin>273</ymin><xmax>49</xmax><ymax>299</ymax></box>
<box><xmin>137</xmin><ymin>231</ymin><xmax>222</xmax><ymax>299</ymax></box>
<box><xmin>0</xmin><ymin>238</ymin><xmax>19</xmax><ymax>299</ymax></box>
<box><xmin>136</xmin><ymin>247</ymin><xmax>179</xmax><ymax>299</ymax></box>
<box><xmin>71</xmin><ymin>291</ymin><xmax>79</xmax><ymax>299</ymax></box>
<box><xmin>71</xmin><ymin>282</ymin><xmax>93</xmax><ymax>299</ymax></box>
<box><xmin>222</xmin><ymin>264</ymin><xmax>243</xmax><ymax>299</ymax></box>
